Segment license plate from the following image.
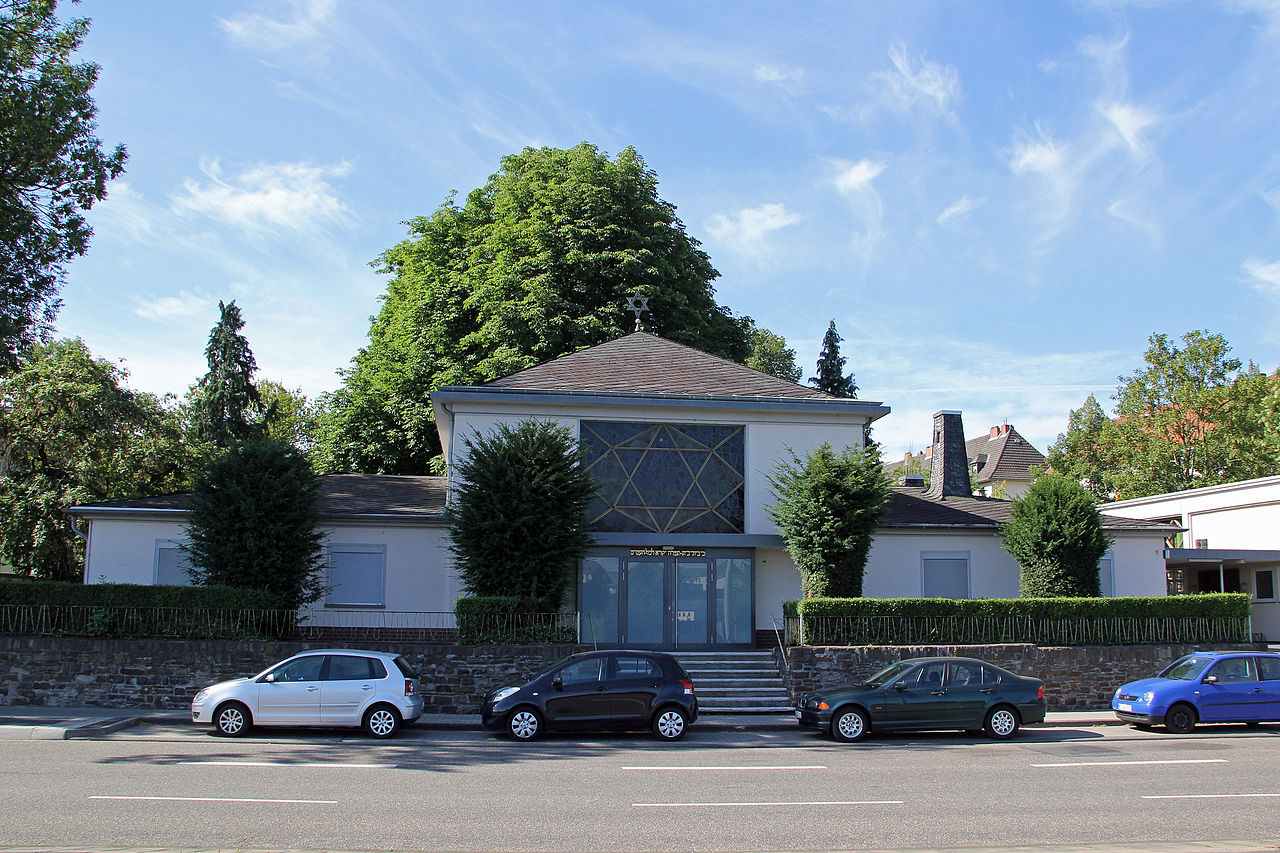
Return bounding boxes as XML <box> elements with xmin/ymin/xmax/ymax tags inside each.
<box><xmin>794</xmin><ymin>709</ymin><xmax>802</xmax><ymax>719</ymax></box>
<box><xmin>1118</xmin><ymin>703</ymin><xmax>1133</xmax><ymax>713</ymax></box>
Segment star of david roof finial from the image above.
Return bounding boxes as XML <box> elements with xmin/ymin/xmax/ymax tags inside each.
<box><xmin>625</xmin><ymin>293</ymin><xmax>649</xmax><ymax>331</ymax></box>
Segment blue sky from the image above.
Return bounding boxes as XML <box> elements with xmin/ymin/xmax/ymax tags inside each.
<box><xmin>60</xmin><ymin>0</ymin><xmax>1280</xmax><ymax>461</ymax></box>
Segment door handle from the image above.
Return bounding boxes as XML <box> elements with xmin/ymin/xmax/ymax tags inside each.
<box><xmin>980</xmin><ymin>688</ymin><xmax>994</xmax><ymax>694</ymax></box>
<box><xmin>306</xmin><ymin>686</ymin><xmax>318</xmax><ymax>692</ymax></box>
<box><xmin>362</xmin><ymin>685</ymin><xmax>373</xmax><ymax>691</ymax></box>
<box><xmin>930</xmin><ymin>690</ymin><xmax>946</xmax><ymax>696</ymax></box>
<box><xmin>596</xmin><ymin>686</ymin><xmax>608</xmax><ymax>692</ymax></box>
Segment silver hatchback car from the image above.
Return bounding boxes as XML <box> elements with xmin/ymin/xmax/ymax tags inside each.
<box><xmin>191</xmin><ymin>649</ymin><xmax>424</xmax><ymax>738</ymax></box>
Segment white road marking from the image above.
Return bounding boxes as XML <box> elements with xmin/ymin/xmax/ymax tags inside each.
<box><xmin>1142</xmin><ymin>793</ymin><xmax>1280</xmax><ymax>800</ymax></box>
<box><xmin>1033</xmin><ymin>759</ymin><xmax>1229</xmax><ymax>768</ymax></box>
<box><xmin>179</xmin><ymin>761</ymin><xmax>381</xmax><ymax>768</ymax></box>
<box><xmin>622</xmin><ymin>765</ymin><xmax>826</xmax><ymax>771</ymax></box>
<box><xmin>90</xmin><ymin>796</ymin><xmax>335</xmax><ymax>804</ymax></box>
<box><xmin>633</xmin><ymin>800</ymin><xmax>903</xmax><ymax>808</ymax></box>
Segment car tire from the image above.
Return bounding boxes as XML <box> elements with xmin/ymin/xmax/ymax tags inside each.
<box><xmin>507</xmin><ymin>707</ymin><xmax>542</xmax><ymax>741</ymax></box>
<box><xmin>214</xmin><ymin>701</ymin><xmax>251</xmax><ymax>737</ymax></box>
<box><xmin>984</xmin><ymin>706</ymin><xmax>1021</xmax><ymax>740</ymax></box>
<box><xmin>831</xmin><ymin>707</ymin><xmax>869</xmax><ymax>743</ymax></box>
<box><xmin>363</xmin><ymin>704</ymin><xmax>401</xmax><ymax>739</ymax></box>
<box><xmin>652</xmin><ymin>706</ymin><xmax>689</xmax><ymax>741</ymax></box>
<box><xmin>1164</xmin><ymin>702</ymin><xmax>1197</xmax><ymax>734</ymax></box>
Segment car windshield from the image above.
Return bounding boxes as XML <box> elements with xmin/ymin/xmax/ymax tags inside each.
<box><xmin>1157</xmin><ymin>655</ymin><xmax>1213</xmax><ymax>680</ymax></box>
<box><xmin>865</xmin><ymin>662</ymin><xmax>915</xmax><ymax>688</ymax></box>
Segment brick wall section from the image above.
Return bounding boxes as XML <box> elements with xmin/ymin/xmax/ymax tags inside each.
<box><xmin>775</xmin><ymin>643</ymin><xmax>1231</xmax><ymax>710</ymax></box>
<box><xmin>0</xmin><ymin>636</ymin><xmax>588</xmax><ymax>712</ymax></box>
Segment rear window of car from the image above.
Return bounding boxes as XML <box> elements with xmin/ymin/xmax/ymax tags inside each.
<box><xmin>1258</xmin><ymin>656</ymin><xmax>1280</xmax><ymax>681</ymax></box>
<box><xmin>1159</xmin><ymin>656</ymin><xmax>1213</xmax><ymax>680</ymax></box>
<box><xmin>980</xmin><ymin>666</ymin><xmax>1004</xmax><ymax>685</ymax></box>
<box><xmin>326</xmin><ymin>655</ymin><xmax>386</xmax><ymax>680</ymax></box>
<box><xmin>615</xmin><ymin>656</ymin><xmax>662</xmax><ymax>678</ymax></box>
<box><xmin>393</xmin><ymin>656</ymin><xmax>418</xmax><ymax>679</ymax></box>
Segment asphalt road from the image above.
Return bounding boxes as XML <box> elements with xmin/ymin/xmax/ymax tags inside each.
<box><xmin>2</xmin><ymin>720</ymin><xmax>1279</xmax><ymax>852</ymax></box>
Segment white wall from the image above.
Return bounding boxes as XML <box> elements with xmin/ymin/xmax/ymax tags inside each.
<box><xmin>1108</xmin><ymin>532</ymin><xmax>1170</xmax><ymax>596</ymax></box>
<box><xmin>863</xmin><ymin>530</ymin><xmax>1022</xmax><ymax>598</ymax></box>
<box><xmin>83</xmin><ymin>516</ymin><xmax>189</xmax><ymax>585</ymax></box>
<box><xmin>755</xmin><ymin>546</ymin><xmax>802</xmax><ymax>628</ymax></box>
<box><xmin>1102</xmin><ymin>476</ymin><xmax>1280</xmax><ymax>550</ymax></box>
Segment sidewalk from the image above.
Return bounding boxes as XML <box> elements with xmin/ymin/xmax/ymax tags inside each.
<box><xmin>0</xmin><ymin>705</ymin><xmax>1122</xmax><ymax>739</ymax></box>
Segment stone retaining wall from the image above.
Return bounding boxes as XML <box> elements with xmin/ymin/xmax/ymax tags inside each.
<box><xmin>0</xmin><ymin>636</ymin><xmax>589</xmax><ymax>713</ymax></box>
<box><xmin>776</xmin><ymin>643</ymin><xmax>1235</xmax><ymax>709</ymax></box>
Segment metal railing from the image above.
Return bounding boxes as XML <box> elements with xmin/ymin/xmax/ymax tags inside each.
<box><xmin>783</xmin><ymin>615</ymin><xmax>1253</xmax><ymax>647</ymax></box>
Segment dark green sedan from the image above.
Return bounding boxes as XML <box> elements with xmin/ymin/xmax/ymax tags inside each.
<box><xmin>795</xmin><ymin>657</ymin><xmax>1047</xmax><ymax>743</ymax></box>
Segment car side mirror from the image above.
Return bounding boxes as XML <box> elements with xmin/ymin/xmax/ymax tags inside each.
<box><xmin>552</xmin><ymin>676</ymin><xmax>564</xmax><ymax>690</ymax></box>
<box><xmin>893</xmin><ymin>681</ymin><xmax>908</xmax><ymax>690</ymax></box>
<box><xmin>1203</xmin><ymin>675</ymin><xmax>1218</xmax><ymax>684</ymax></box>
<box><xmin>259</xmin><ymin>672</ymin><xmax>276</xmax><ymax>684</ymax></box>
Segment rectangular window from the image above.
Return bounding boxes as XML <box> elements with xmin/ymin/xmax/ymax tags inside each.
<box><xmin>921</xmin><ymin>552</ymin><xmax>970</xmax><ymax>599</ymax></box>
<box><xmin>326</xmin><ymin>544</ymin><xmax>386</xmax><ymax>607</ymax></box>
<box><xmin>154</xmin><ymin>541</ymin><xmax>192</xmax><ymax>586</ymax></box>
<box><xmin>1098</xmin><ymin>557</ymin><xmax>1114</xmax><ymax>597</ymax></box>
<box><xmin>1255</xmin><ymin>569</ymin><xmax>1276</xmax><ymax>602</ymax></box>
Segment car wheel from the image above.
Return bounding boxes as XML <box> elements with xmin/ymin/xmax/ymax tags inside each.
<box><xmin>363</xmin><ymin>704</ymin><xmax>401</xmax><ymax>739</ymax></box>
<box><xmin>507</xmin><ymin>707</ymin><xmax>542</xmax><ymax>741</ymax></box>
<box><xmin>214</xmin><ymin>701</ymin><xmax>251</xmax><ymax>737</ymax></box>
<box><xmin>652</xmin><ymin>706</ymin><xmax>689</xmax><ymax>741</ymax></box>
<box><xmin>831</xmin><ymin>707</ymin><xmax>869</xmax><ymax>743</ymax></box>
<box><xmin>1164</xmin><ymin>702</ymin><xmax>1197</xmax><ymax>734</ymax></box>
<box><xmin>984</xmin><ymin>706</ymin><xmax>1021</xmax><ymax>740</ymax></box>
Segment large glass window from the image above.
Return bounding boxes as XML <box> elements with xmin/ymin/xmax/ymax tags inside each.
<box><xmin>715</xmin><ymin>558</ymin><xmax>753</xmax><ymax>645</ymax></box>
<box><xmin>580</xmin><ymin>422</ymin><xmax>745</xmax><ymax>534</ymax></box>
<box><xmin>922</xmin><ymin>552</ymin><xmax>970</xmax><ymax>598</ymax></box>
<box><xmin>326</xmin><ymin>544</ymin><xmax>386</xmax><ymax>607</ymax></box>
<box><xmin>580</xmin><ymin>557</ymin><xmax>620</xmax><ymax>644</ymax></box>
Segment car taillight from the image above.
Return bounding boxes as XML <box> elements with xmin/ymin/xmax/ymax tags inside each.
<box><xmin>1037</xmin><ymin>685</ymin><xmax>1045</xmax><ymax>700</ymax></box>
<box><xmin>680</xmin><ymin>679</ymin><xmax>694</xmax><ymax>695</ymax></box>
<box><xmin>405</xmin><ymin>679</ymin><xmax>416</xmax><ymax>696</ymax></box>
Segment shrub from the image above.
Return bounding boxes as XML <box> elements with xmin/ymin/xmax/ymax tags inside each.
<box><xmin>454</xmin><ymin>596</ymin><xmax>576</xmax><ymax>644</ymax></box>
<box><xmin>1001</xmin><ymin>472</ymin><xmax>1112</xmax><ymax>597</ymax></box>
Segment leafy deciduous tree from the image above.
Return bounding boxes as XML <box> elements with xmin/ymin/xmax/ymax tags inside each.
<box><xmin>0</xmin><ymin>339</ymin><xmax>193</xmax><ymax>579</ymax></box>
<box><xmin>1046</xmin><ymin>394</ymin><xmax>1116</xmax><ymax>501</ymax></box>
<box><xmin>449</xmin><ymin>420</ymin><xmax>595</xmax><ymax>607</ymax></box>
<box><xmin>746</xmin><ymin>323</ymin><xmax>802</xmax><ymax>383</ymax></box>
<box><xmin>317</xmin><ymin>142</ymin><xmax>751</xmax><ymax>474</ymax></box>
<box><xmin>808</xmin><ymin>320</ymin><xmax>857</xmax><ymax>398</ymax></box>
<box><xmin>0</xmin><ymin>0</ymin><xmax>127</xmax><ymax>369</ymax></box>
<box><xmin>184</xmin><ymin>437</ymin><xmax>324</xmax><ymax>608</ymax></box>
<box><xmin>766</xmin><ymin>442</ymin><xmax>890</xmax><ymax>598</ymax></box>
<box><xmin>1002</xmin><ymin>471</ymin><xmax>1112</xmax><ymax>597</ymax></box>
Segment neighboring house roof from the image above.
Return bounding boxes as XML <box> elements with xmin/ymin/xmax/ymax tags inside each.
<box><xmin>881</xmin><ymin>486</ymin><xmax>1179</xmax><ymax>532</ymax></box>
<box><xmin>483</xmin><ymin>331</ymin><xmax>840</xmax><ymax>400</ymax></box>
<box><xmin>64</xmin><ymin>474</ymin><xmax>448</xmax><ymax>522</ymax></box>
<box><xmin>966</xmin><ymin>424</ymin><xmax>1046</xmax><ymax>484</ymax></box>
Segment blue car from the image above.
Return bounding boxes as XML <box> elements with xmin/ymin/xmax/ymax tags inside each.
<box><xmin>1112</xmin><ymin>650</ymin><xmax>1280</xmax><ymax>733</ymax></box>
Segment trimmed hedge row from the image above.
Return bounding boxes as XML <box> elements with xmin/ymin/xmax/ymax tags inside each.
<box><xmin>454</xmin><ymin>596</ymin><xmax>576</xmax><ymax>644</ymax></box>
<box><xmin>784</xmin><ymin>594</ymin><xmax>1251</xmax><ymax>620</ymax></box>
<box><xmin>0</xmin><ymin>579</ymin><xmax>286</xmax><ymax>610</ymax></box>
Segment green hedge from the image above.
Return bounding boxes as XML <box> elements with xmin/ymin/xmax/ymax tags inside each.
<box><xmin>0</xmin><ymin>579</ymin><xmax>287</xmax><ymax>610</ymax></box>
<box><xmin>782</xmin><ymin>594</ymin><xmax>1252</xmax><ymax>646</ymax></box>
<box><xmin>454</xmin><ymin>596</ymin><xmax>577</xmax><ymax>644</ymax></box>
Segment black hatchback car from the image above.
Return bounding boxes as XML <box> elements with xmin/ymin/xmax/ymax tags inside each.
<box><xmin>481</xmin><ymin>650</ymin><xmax>698</xmax><ymax>741</ymax></box>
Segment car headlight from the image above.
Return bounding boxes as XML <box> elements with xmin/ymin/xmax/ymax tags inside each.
<box><xmin>491</xmin><ymin>687</ymin><xmax>519</xmax><ymax>703</ymax></box>
<box><xmin>1141</xmin><ymin>691</ymin><xmax>1155</xmax><ymax>704</ymax></box>
<box><xmin>1114</xmin><ymin>687</ymin><xmax>1122</xmax><ymax>699</ymax></box>
<box><xmin>192</xmin><ymin>690</ymin><xmax>209</xmax><ymax>705</ymax></box>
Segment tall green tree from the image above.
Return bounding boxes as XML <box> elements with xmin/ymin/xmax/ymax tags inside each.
<box><xmin>766</xmin><ymin>442</ymin><xmax>889</xmax><ymax>598</ymax></box>
<box><xmin>184</xmin><ymin>437</ymin><xmax>324</xmax><ymax>608</ymax></box>
<box><xmin>0</xmin><ymin>339</ymin><xmax>194</xmax><ymax>579</ymax></box>
<box><xmin>808</xmin><ymin>320</ymin><xmax>858</xmax><ymax>398</ymax></box>
<box><xmin>189</xmin><ymin>301</ymin><xmax>262</xmax><ymax>449</ymax></box>
<box><xmin>1002</xmin><ymin>472</ymin><xmax>1112</xmax><ymax>597</ymax></box>
<box><xmin>254</xmin><ymin>379</ymin><xmax>319</xmax><ymax>456</ymax></box>
<box><xmin>1046</xmin><ymin>394</ymin><xmax>1116</xmax><ymax>501</ymax></box>
<box><xmin>449</xmin><ymin>420</ymin><xmax>595</xmax><ymax>607</ymax></box>
<box><xmin>746</xmin><ymin>323</ymin><xmax>802</xmax><ymax>383</ymax></box>
<box><xmin>317</xmin><ymin>142</ymin><xmax>751</xmax><ymax>474</ymax></box>
<box><xmin>0</xmin><ymin>0</ymin><xmax>127</xmax><ymax>369</ymax></box>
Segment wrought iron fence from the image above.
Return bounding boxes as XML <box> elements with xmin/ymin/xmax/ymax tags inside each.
<box><xmin>783</xmin><ymin>615</ymin><xmax>1253</xmax><ymax>647</ymax></box>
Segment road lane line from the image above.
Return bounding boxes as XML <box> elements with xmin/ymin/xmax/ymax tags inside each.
<box><xmin>1033</xmin><ymin>759</ymin><xmax>1229</xmax><ymax>768</ymax></box>
<box><xmin>178</xmin><ymin>761</ymin><xmax>381</xmax><ymax>768</ymax></box>
<box><xmin>621</xmin><ymin>765</ymin><xmax>826</xmax><ymax>771</ymax></box>
<box><xmin>90</xmin><ymin>796</ymin><xmax>335</xmax><ymax>804</ymax></box>
<box><xmin>633</xmin><ymin>800</ymin><xmax>903</xmax><ymax>808</ymax></box>
<box><xmin>1142</xmin><ymin>793</ymin><xmax>1280</xmax><ymax>800</ymax></box>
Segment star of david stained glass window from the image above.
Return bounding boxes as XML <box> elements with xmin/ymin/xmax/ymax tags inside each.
<box><xmin>580</xmin><ymin>422</ymin><xmax>745</xmax><ymax>534</ymax></box>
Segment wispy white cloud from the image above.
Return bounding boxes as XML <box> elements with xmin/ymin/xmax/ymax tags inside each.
<box><xmin>134</xmin><ymin>290</ymin><xmax>212</xmax><ymax>321</ymax></box>
<box><xmin>1098</xmin><ymin>100</ymin><xmax>1160</xmax><ymax>160</ymax></box>
<box><xmin>753</xmin><ymin>63</ymin><xmax>805</xmax><ymax>95</ymax></box>
<box><xmin>171</xmin><ymin>159</ymin><xmax>354</xmax><ymax>235</ymax></box>
<box><xmin>1243</xmin><ymin>257</ymin><xmax>1280</xmax><ymax>296</ymax></box>
<box><xmin>1106</xmin><ymin>198</ymin><xmax>1161</xmax><ymax>242</ymax></box>
<box><xmin>707</xmin><ymin>203</ymin><xmax>802</xmax><ymax>262</ymax></box>
<box><xmin>1005</xmin><ymin>124</ymin><xmax>1075</xmax><ymax>244</ymax></box>
<box><xmin>220</xmin><ymin>0</ymin><xmax>337</xmax><ymax>55</ymax></box>
<box><xmin>937</xmin><ymin>194</ymin><xmax>983</xmax><ymax>225</ymax></box>
<box><xmin>829</xmin><ymin>159</ymin><xmax>888</xmax><ymax>256</ymax></box>
<box><xmin>870</xmin><ymin>41</ymin><xmax>961</xmax><ymax>121</ymax></box>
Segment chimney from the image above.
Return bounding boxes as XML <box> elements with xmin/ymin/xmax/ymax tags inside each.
<box><xmin>926</xmin><ymin>410</ymin><xmax>972</xmax><ymax>499</ymax></box>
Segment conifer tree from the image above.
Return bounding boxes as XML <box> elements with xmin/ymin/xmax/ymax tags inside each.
<box><xmin>1002</xmin><ymin>472</ymin><xmax>1112</xmax><ymax>597</ymax></box>
<box><xmin>809</xmin><ymin>320</ymin><xmax>858</xmax><ymax>398</ymax></box>
<box><xmin>190</xmin><ymin>301</ymin><xmax>262</xmax><ymax>448</ymax></box>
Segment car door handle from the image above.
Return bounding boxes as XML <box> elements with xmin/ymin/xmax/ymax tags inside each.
<box><xmin>980</xmin><ymin>689</ymin><xmax>994</xmax><ymax>694</ymax></box>
<box><xmin>596</xmin><ymin>686</ymin><xmax>608</xmax><ymax>692</ymax></box>
<box><xmin>361</xmin><ymin>685</ymin><xmax>373</xmax><ymax>691</ymax></box>
<box><xmin>306</xmin><ymin>686</ymin><xmax>318</xmax><ymax>692</ymax></box>
<box><xmin>930</xmin><ymin>690</ymin><xmax>946</xmax><ymax>696</ymax></box>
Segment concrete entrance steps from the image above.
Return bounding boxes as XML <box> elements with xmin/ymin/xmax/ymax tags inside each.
<box><xmin>675</xmin><ymin>650</ymin><xmax>791</xmax><ymax>714</ymax></box>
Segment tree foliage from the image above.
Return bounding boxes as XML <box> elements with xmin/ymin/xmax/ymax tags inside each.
<box><xmin>0</xmin><ymin>339</ymin><xmax>194</xmax><ymax>580</ymax></box>
<box><xmin>448</xmin><ymin>420</ymin><xmax>595</xmax><ymax>607</ymax></box>
<box><xmin>188</xmin><ymin>300</ymin><xmax>262</xmax><ymax>450</ymax></box>
<box><xmin>808</xmin><ymin>319</ymin><xmax>857</xmax><ymax>398</ymax></box>
<box><xmin>1050</xmin><ymin>330</ymin><xmax>1278</xmax><ymax>500</ymax></box>
<box><xmin>745</xmin><ymin>323</ymin><xmax>802</xmax><ymax>383</ymax></box>
<box><xmin>1002</xmin><ymin>472</ymin><xmax>1112</xmax><ymax>597</ymax></box>
<box><xmin>317</xmin><ymin>142</ymin><xmax>751</xmax><ymax>474</ymax></box>
<box><xmin>766</xmin><ymin>442</ymin><xmax>890</xmax><ymax>598</ymax></box>
<box><xmin>184</xmin><ymin>437</ymin><xmax>325</xmax><ymax>609</ymax></box>
<box><xmin>0</xmin><ymin>0</ymin><xmax>127</xmax><ymax>369</ymax></box>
